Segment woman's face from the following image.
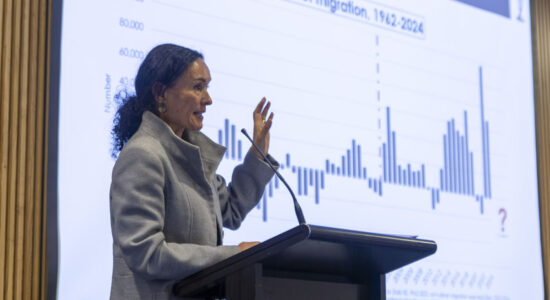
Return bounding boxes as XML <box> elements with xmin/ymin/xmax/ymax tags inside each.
<box><xmin>157</xmin><ymin>58</ymin><xmax>212</xmax><ymax>136</ymax></box>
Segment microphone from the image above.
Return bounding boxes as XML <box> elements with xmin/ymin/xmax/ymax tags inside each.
<box><xmin>241</xmin><ymin>129</ymin><xmax>307</xmax><ymax>225</ymax></box>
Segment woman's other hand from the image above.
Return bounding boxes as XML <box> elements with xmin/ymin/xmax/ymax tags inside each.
<box><xmin>252</xmin><ymin>97</ymin><xmax>273</xmax><ymax>159</ymax></box>
<box><xmin>238</xmin><ymin>241</ymin><xmax>260</xmax><ymax>252</ymax></box>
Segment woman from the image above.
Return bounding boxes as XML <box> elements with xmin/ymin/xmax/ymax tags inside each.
<box><xmin>109</xmin><ymin>44</ymin><xmax>277</xmax><ymax>299</ymax></box>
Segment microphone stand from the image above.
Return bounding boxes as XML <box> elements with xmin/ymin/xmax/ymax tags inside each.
<box><xmin>241</xmin><ymin>129</ymin><xmax>307</xmax><ymax>225</ymax></box>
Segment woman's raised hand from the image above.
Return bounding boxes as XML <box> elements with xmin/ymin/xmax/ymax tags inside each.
<box><xmin>251</xmin><ymin>97</ymin><xmax>273</xmax><ymax>159</ymax></box>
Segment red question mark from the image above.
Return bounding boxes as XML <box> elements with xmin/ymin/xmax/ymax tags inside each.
<box><xmin>498</xmin><ymin>208</ymin><xmax>507</xmax><ymax>232</ymax></box>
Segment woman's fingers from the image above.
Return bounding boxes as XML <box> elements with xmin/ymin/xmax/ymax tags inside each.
<box><xmin>251</xmin><ymin>97</ymin><xmax>273</xmax><ymax>158</ymax></box>
<box><xmin>238</xmin><ymin>241</ymin><xmax>260</xmax><ymax>252</ymax></box>
<box><xmin>254</xmin><ymin>97</ymin><xmax>271</xmax><ymax>121</ymax></box>
<box><xmin>262</xmin><ymin>112</ymin><xmax>274</xmax><ymax>133</ymax></box>
<box><xmin>260</xmin><ymin>101</ymin><xmax>271</xmax><ymax>121</ymax></box>
<box><xmin>254</xmin><ymin>97</ymin><xmax>267</xmax><ymax>116</ymax></box>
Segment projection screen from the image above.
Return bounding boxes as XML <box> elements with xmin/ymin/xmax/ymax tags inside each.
<box><xmin>52</xmin><ymin>0</ymin><xmax>543</xmax><ymax>299</ymax></box>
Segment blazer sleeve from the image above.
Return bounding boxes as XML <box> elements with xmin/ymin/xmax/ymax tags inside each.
<box><xmin>216</xmin><ymin>149</ymin><xmax>279</xmax><ymax>230</ymax></box>
<box><xmin>110</xmin><ymin>146</ymin><xmax>240</xmax><ymax>280</ymax></box>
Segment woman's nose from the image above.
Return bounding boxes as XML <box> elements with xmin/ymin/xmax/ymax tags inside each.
<box><xmin>203</xmin><ymin>91</ymin><xmax>212</xmax><ymax>105</ymax></box>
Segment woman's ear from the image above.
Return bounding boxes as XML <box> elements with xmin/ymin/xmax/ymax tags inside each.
<box><xmin>152</xmin><ymin>82</ymin><xmax>166</xmax><ymax>103</ymax></box>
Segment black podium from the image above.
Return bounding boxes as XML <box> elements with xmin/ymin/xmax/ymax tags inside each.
<box><xmin>173</xmin><ymin>224</ymin><xmax>437</xmax><ymax>299</ymax></box>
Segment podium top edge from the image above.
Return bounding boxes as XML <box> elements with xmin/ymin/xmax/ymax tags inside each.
<box><xmin>306</xmin><ymin>224</ymin><xmax>436</xmax><ymax>249</ymax></box>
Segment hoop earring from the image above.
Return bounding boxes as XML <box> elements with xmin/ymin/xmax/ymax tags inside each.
<box><xmin>158</xmin><ymin>101</ymin><xmax>167</xmax><ymax>113</ymax></box>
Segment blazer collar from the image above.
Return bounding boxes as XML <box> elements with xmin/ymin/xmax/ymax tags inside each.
<box><xmin>140</xmin><ymin>111</ymin><xmax>226</xmax><ymax>183</ymax></box>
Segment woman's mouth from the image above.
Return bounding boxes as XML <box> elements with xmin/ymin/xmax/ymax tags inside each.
<box><xmin>194</xmin><ymin>111</ymin><xmax>204</xmax><ymax>120</ymax></box>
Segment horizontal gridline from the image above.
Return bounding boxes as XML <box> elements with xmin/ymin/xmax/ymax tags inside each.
<box><xmin>151</xmin><ymin>0</ymin><xmax>378</xmax><ymax>57</ymax></box>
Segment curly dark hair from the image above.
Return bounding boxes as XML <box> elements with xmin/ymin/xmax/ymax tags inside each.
<box><xmin>111</xmin><ymin>44</ymin><xmax>203</xmax><ymax>157</ymax></box>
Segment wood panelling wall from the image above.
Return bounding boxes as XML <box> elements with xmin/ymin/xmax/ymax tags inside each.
<box><xmin>533</xmin><ymin>0</ymin><xmax>550</xmax><ymax>297</ymax></box>
<box><xmin>0</xmin><ymin>0</ymin><xmax>50</xmax><ymax>299</ymax></box>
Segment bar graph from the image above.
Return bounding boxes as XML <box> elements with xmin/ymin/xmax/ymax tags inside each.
<box><xmin>219</xmin><ymin>119</ymin><xmax>243</xmax><ymax>161</ymax></box>
<box><xmin>218</xmin><ymin>66</ymin><xmax>492</xmax><ymax>221</ymax></box>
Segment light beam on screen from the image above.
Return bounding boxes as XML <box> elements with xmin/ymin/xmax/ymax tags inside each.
<box><xmin>55</xmin><ymin>0</ymin><xmax>543</xmax><ymax>299</ymax></box>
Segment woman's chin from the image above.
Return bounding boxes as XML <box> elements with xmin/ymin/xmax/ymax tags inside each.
<box><xmin>189</xmin><ymin>122</ymin><xmax>203</xmax><ymax>131</ymax></box>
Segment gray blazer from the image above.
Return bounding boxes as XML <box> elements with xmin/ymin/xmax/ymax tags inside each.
<box><xmin>110</xmin><ymin>111</ymin><xmax>277</xmax><ymax>299</ymax></box>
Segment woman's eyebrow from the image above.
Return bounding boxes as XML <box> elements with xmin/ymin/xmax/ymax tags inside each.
<box><xmin>192</xmin><ymin>78</ymin><xmax>211</xmax><ymax>83</ymax></box>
